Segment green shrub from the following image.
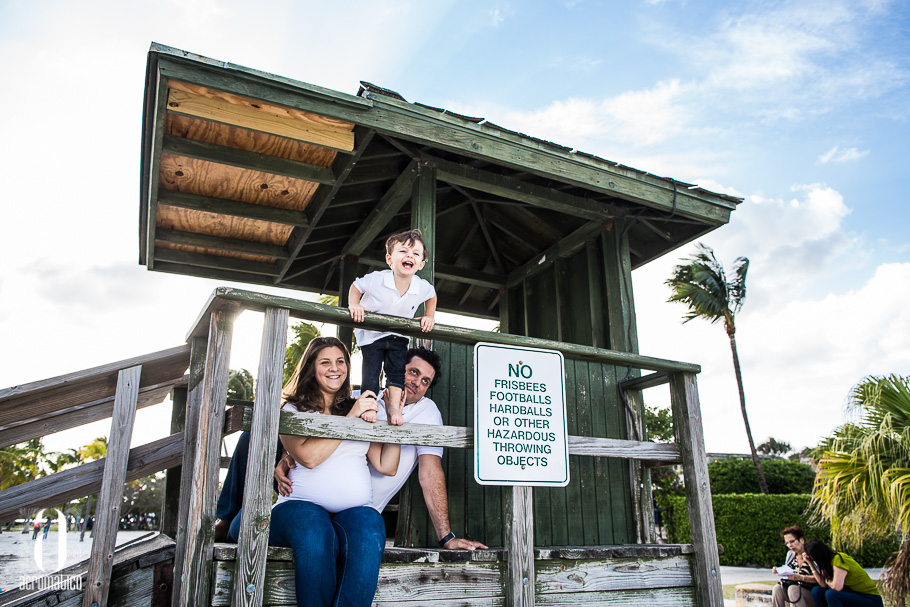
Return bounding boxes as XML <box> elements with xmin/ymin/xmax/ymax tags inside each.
<box><xmin>657</xmin><ymin>493</ymin><xmax>900</xmax><ymax>567</ymax></box>
<box><xmin>708</xmin><ymin>457</ymin><xmax>815</xmax><ymax>494</ymax></box>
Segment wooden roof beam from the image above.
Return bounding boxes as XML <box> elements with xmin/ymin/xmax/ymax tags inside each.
<box><xmin>354</xmin><ymin>256</ymin><xmax>505</xmax><ymax>289</ymax></box>
<box><xmin>276</xmin><ymin>127</ymin><xmax>376</xmax><ymax>282</ymax></box>
<box><xmin>158</xmin><ymin>189</ymin><xmax>309</xmax><ymax>227</ymax></box>
<box><xmin>155</xmin><ymin>227</ymin><xmax>290</xmax><ymax>260</ymax></box>
<box><xmin>341</xmin><ymin>159</ymin><xmax>418</xmax><ymax>256</ymax></box>
<box><xmin>506</xmin><ymin>222</ymin><xmax>607</xmax><ymax>287</ymax></box>
<box><xmin>162</xmin><ymin>135</ymin><xmax>335</xmax><ymax>185</ymax></box>
<box><xmin>426</xmin><ymin>155</ymin><xmax>622</xmax><ymax>222</ymax></box>
<box><xmin>155</xmin><ymin>247</ymin><xmax>282</xmax><ymax>277</ymax></box>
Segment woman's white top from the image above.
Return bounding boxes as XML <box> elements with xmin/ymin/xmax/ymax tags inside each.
<box><xmin>273</xmin><ymin>403</ymin><xmax>373</xmax><ymax>513</ymax></box>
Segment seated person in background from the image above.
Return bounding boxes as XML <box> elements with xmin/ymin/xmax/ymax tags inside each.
<box><xmin>349</xmin><ymin>229</ymin><xmax>437</xmax><ymax>426</ymax></box>
<box><xmin>771</xmin><ymin>525</ymin><xmax>816</xmax><ymax>607</ymax></box>
<box><xmin>804</xmin><ymin>539</ymin><xmax>883</xmax><ymax>607</ymax></box>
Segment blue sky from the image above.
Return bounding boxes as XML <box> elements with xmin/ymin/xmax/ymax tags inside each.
<box><xmin>1</xmin><ymin>0</ymin><xmax>908</xmax><ymax>455</ymax></box>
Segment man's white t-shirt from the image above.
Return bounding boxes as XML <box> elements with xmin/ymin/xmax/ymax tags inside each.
<box><xmin>352</xmin><ymin>270</ymin><xmax>436</xmax><ymax>348</ymax></box>
<box><xmin>371</xmin><ymin>395</ymin><xmax>444</xmax><ymax>511</ymax></box>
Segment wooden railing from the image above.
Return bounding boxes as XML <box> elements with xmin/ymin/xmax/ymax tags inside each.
<box><xmin>171</xmin><ymin>287</ymin><xmax>722</xmax><ymax>607</ymax></box>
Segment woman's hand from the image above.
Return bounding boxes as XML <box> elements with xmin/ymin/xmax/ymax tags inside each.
<box><xmin>275</xmin><ymin>453</ymin><xmax>295</xmax><ymax>497</ymax></box>
<box><xmin>348</xmin><ymin>391</ymin><xmax>380</xmax><ymax>420</ymax></box>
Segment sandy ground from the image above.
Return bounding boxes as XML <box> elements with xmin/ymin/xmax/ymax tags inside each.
<box><xmin>0</xmin><ymin>528</ymin><xmax>151</xmax><ymax>592</ymax></box>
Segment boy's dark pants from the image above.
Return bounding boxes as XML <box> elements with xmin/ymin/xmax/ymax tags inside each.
<box><xmin>360</xmin><ymin>336</ymin><xmax>409</xmax><ymax>395</ymax></box>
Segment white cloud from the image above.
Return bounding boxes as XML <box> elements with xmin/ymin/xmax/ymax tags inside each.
<box><xmin>818</xmin><ymin>145</ymin><xmax>871</xmax><ymax>164</ymax></box>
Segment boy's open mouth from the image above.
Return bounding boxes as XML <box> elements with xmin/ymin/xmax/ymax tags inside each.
<box><xmin>402</xmin><ymin>260</ymin><xmax>414</xmax><ymax>268</ymax></box>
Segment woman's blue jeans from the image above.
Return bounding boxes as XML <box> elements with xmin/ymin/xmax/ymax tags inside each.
<box><xmin>235</xmin><ymin>500</ymin><xmax>385</xmax><ymax>607</ymax></box>
<box><xmin>811</xmin><ymin>585</ymin><xmax>884</xmax><ymax>607</ymax></box>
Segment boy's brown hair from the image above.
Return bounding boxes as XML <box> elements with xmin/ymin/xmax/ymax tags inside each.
<box><xmin>385</xmin><ymin>229</ymin><xmax>428</xmax><ymax>257</ymax></box>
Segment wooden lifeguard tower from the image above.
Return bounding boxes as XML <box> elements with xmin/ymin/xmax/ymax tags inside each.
<box><xmin>0</xmin><ymin>43</ymin><xmax>740</xmax><ymax>607</ymax></box>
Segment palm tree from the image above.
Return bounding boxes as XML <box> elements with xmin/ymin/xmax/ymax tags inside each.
<box><xmin>283</xmin><ymin>321</ymin><xmax>321</xmax><ymax>384</ymax></box>
<box><xmin>812</xmin><ymin>374</ymin><xmax>910</xmax><ymax>607</ymax></box>
<box><xmin>227</xmin><ymin>368</ymin><xmax>255</xmax><ymax>401</ymax></box>
<box><xmin>666</xmin><ymin>243</ymin><xmax>768</xmax><ymax>494</ymax></box>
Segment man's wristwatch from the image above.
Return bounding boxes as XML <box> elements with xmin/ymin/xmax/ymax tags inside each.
<box><xmin>438</xmin><ymin>532</ymin><xmax>456</xmax><ymax>547</ymax></box>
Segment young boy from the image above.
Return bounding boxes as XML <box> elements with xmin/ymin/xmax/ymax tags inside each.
<box><xmin>349</xmin><ymin>229</ymin><xmax>436</xmax><ymax>425</ymax></box>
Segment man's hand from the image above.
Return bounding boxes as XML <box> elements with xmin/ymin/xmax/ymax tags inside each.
<box><xmin>275</xmin><ymin>453</ymin><xmax>296</xmax><ymax>497</ymax></box>
<box><xmin>419</xmin><ymin>315</ymin><xmax>435</xmax><ymax>332</ymax></box>
<box><xmin>349</xmin><ymin>303</ymin><xmax>367</xmax><ymax>322</ymax></box>
<box><xmin>442</xmin><ymin>536</ymin><xmax>488</xmax><ymax>550</ymax></box>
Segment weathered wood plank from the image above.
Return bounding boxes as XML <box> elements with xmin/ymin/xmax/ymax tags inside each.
<box><xmin>238</xmin><ymin>407</ymin><xmax>681</xmax><ymax>461</ymax></box>
<box><xmin>0</xmin><ymin>381</ymin><xmax>176</xmax><ymax>449</ymax></box>
<box><xmin>83</xmin><ymin>365</ymin><xmax>142</xmax><ymax>607</ymax></box>
<box><xmin>166</xmin><ymin>88</ymin><xmax>355</xmax><ymax>152</ymax></box>
<box><xmin>162</xmin><ymin>133</ymin><xmax>335</xmax><ymax>184</ymax></box>
<box><xmin>196</xmin><ymin>287</ymin><xmax>701</xmax><ymax>373</ymax></box>
<box><xmin>506</xmin><ymin>486</ymin><xmax>535</xmax><ymax>607</ymax></box>
<box><xmin>0</xmin><ymin>345</ymin><xmax>189</xmax><ymax>439</ymax></box>
<box><xmin>341</xmin><ymin>159</ymin><xmax>417</xmax><ymax>256</ymax></box>
<box><xmin>157</xmin><ymin>188</ymin><xmax>310</xmax><ymax>227</ymax></box>
<box><xmin>0</xmin><ymin>433</ymin><xmax>183</xmax><ymax>524</ymax></box>
<box><xmin>535</xmin><ymin>554</ymin><xmax>692</xmax><ymax>593</ymax></box>
<box><xmin>176</xmin><ymin>309</ymin><xmax>236</xmax><ymax>607</ymax></box>
<box><xmin>143</xmin><ymin>70</ymin><xmax>169</xmax><ymax>269</ymax></box>
<box><xmin>171</xmin><ymin>338</ymin><xmax>206</xmax><ymax>603</ymax></box>
<box><xmin>233</xmin><ymin>307</ymin><xmax>289</xmax><ymax>607</ymax></box>
<box><xmin>161</xmin><ymin>386</ymin><xmax>187</xmax><ymax>539</ymax></box>
<box><xmin>670</xmin><ymin>372</ymin><xmax>723</xmax><ymax>607</ymax></box>
<box><xmin>536</xmin><ymin>586</ymin><xmax>696</xmax><ymax>606</ymax></box>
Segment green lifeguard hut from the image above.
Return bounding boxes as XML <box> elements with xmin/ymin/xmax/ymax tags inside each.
<box><xmin>0</xmin><ymin>43</ymin><xmax>739</xmax><ymax>607</ymax></box>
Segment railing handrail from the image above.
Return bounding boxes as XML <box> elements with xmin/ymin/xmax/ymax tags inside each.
<box><xmin>188</xmin><ymin>287</ymin><xmax>701</xmax><ymax>374</ymax></box>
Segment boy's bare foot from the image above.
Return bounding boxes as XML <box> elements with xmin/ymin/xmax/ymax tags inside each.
<box><xmin>360</xmin><ymin>410</ymin><xmax>377</xmax><ymax>423</ymax></box>
<box><xmin>214</xmin><ymin>518</ymin><xmax>229</xmax><ymax>542</ymax></box>
<box><xmin>386</xmin><ymin>386</ymin><xmax>405</xmax><ymax>425</ymax></box>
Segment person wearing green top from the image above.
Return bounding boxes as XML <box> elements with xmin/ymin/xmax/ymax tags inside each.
<box><xmin>804</xmin><ymin>540</ymin><xmax>882</xmax><ymax>607</ymax></box>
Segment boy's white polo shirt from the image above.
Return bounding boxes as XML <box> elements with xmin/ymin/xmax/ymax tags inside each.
<box><xmin>353</xmin><ymin>270</ymin><xmax>435</xmax><ymax>347</ymax></box>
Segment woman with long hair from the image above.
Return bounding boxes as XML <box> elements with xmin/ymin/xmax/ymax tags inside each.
<box><xmin>772</xmin><ymin>525</ymin><xmax>816</xmax><ymax>607</ymax></box>
<box><xmin>268</xmin><ymin>336</ymin><xmax>400</xmax><ymax>607</ymax></box>
<box><xmin>804</xmin><ymin>539</ymin><xmax>883</xmax><ymax>607</ymax></box>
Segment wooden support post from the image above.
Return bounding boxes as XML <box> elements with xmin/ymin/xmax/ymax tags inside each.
<box><xmin>602</xmin><ymin>223</ymin><xmax>652</xmax><ymax>542</ymax></box>
<box><xmin>171</xmin><ymin>337</ymin><xmax>207</xmax><ymax>603</ymax></box>
<box><xmin>161</xmin><ymin>385</ymin><xmax>187</xmax><ymax>539</ymax></box>
<box><xmin>669</xmin><ymin>372</ymin><xmax>723</xmax><ymax>607</ymax></box>
<box><xmin>83</xmin><ymin>365</ymin><xmax>142</xmax><ymax>607</ymax></box>
<box><xmin>232</xmin><ymin>307</ymin><xmax>289</xmax><ymax>607</ymax></box>
<box><xmin>337</xmin><ymin>258</ymin><xmax>355</xmax><ymax>352</ymax></box>
<box><xmin>412</xmin><ymin>160</ymin><xmax>436</xmax><ymax>347</ymax></box>
<box><xmin>176</xmin><ymin>309</ymin><xmax>237</xmax><ymax>607</ymax></box>
<box><xmin>499</xmin><ymin>287</ymin><xmax>510</xmax><ymax>335</ymax></box>
<box><xmin>505</xmin><ymin>486</ymin><xmax>535</xmax><ymax>607</ymax></box>
<box><xmin>412</xmin><ymin>160</ymin><xmax>436</xmax><ymax>283</ymax></box>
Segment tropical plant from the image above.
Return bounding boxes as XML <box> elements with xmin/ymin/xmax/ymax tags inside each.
<box><xmin>708</xmin><ymin>457</ymin><xmax>814</xmax><ymax>495</ymax></box>
<box><xmin>757</xmin><ymin>437</ymin><xmax>792</xmax><ymax>457</ymax></box>
<box><xmin>811</xmin><ymin>374</ymin><xmax>910</xmax><ymax>606</ymax></box>
<box><xmin>0</xmin><ymin>438</ymin><xmax>46</xmax><ymax>490</ymax></box>
<box><xmin>78</xmin><ymin>437</ymin><xmax>108</xmax><ymax>462</ymax></box>
<box><xmin>283</xmin><ymin>321</ymin><xmax>321</xmax><ymax>384</ymax></box>
<box><xmin>666</xmin><ymin>243</ymin><xmax>768</xmax><ymax>494</ymax></box>
<box><xmin>227</xmin><ymin>368</ymin><xmax>255</xmax><ymax>401</ymax></box>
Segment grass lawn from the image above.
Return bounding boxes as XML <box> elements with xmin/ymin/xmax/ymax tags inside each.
<box><xmin>722</xmin><ymin>581</ymin><xmax>895</xmax><ymax>606</ymax></box>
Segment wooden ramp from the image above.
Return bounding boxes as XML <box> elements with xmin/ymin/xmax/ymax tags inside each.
<box><xmin>0</xmin><ymin>534</ymin><xmax>175</xmax><ymax>607</ymax></box>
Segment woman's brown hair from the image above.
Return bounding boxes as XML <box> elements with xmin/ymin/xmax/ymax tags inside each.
<box><xmin>282</xmin><ymin>336</ymin><xmax>354</xmax><ymax>416</ymax></box>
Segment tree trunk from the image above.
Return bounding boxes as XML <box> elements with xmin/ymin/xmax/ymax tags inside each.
<box><xmin>80</xmin><ymin>494</ymin><xmax>94</xmax><ymax>542</ymax></box>
<box><xmin>728</xmin><ymin>334</ymin><xmax>769</xmax><ymax>494</ymax></box>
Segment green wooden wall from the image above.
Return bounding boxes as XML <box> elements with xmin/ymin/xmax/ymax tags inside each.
<box><xmin>396</xmin><ymin>226</ymin><xmax>642</xmax><ymax>547</ymax></box>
